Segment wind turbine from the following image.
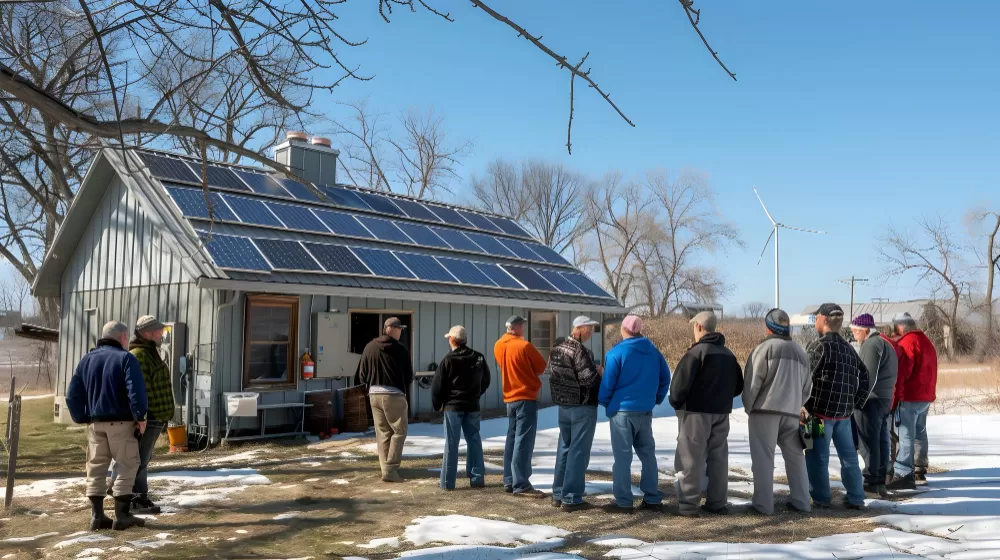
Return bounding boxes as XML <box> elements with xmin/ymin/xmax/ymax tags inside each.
<box><xmin>753</xmin><ymin>187</ymin><xmax>826</xmax><ymax>308</ymax></box>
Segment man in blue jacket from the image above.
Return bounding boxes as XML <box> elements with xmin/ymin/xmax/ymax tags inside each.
<box><xmin>598</xmin><ymin>315</ymin><xmax>671</xmax><ymax>514</ymax></box>
<box><xmin>66</xmin><ymin>321</ymin><xmax>149</xmax><ymax>532</ymax></box>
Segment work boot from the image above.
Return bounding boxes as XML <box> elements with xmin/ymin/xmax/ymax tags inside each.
<box><xmin>915</xmin><ymin>472</ymin><xmax>928</xmax><ymax>486</ymax></box>
<box><xmin>886</xmin><ymin>473</ymin><xmax>917</xmax><ymax>491</ymax></box>
<box><xmin>88</xmin><ymin>496</ymin><xmax>113</xmax><ymax>531</ymax></box>
<box><xmin>381</xmin><ymin>468</ymin><xmax>404</xmax><ymax>483</ymax></box>
<box><xmin>561</xmin><ymin>502</ymin><xmax>595</xmax><ymax>513</ymax></box>
<box><xmin>112</xmin><ymin>495</ymin><xmax>146</xmax><ymax>531</ymax></box>
<box><xmin>701</xmin><ymin>503</ymin><xmax>730</xmax><ymax>515</ymax></box>
<box><xmin>877</xmin><ymin>484</ymin><xmax>890</xmax><ymax>498</ymax></box>
<box><xmin>638</xmin><ymin>501</ymin><xmax>664</xmax><ymax>513</ymax></box>
<box><xmin>132</xmin><ymin>495</ymin><xmax>161</xmax><ymax>514</ymax></box>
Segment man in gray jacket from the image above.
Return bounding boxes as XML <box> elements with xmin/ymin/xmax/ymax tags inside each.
<box><xmin>850</xmin><ymin>313</ymin><xmax>898</xmax><ymax>497</ymax></box>
<box><xmin>743</xmin><ymin>308</ymin><xmax>812</xmax><ymax>515</ymax></box>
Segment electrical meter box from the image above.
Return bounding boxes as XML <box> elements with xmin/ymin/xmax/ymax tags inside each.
<box><xmin>312</xmin><ymin>312</ymin><xmax>359</xmax><ymax>378</ymax></box>
<box><xmin>159</xmin><ymin>322</ymin><xmax>187</xmax><ymax>422</ymax></box>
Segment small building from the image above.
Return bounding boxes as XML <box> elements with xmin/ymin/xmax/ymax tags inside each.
<box><xmin>669</xmin><ymin>302</ymin><xmax>724</xmax><ymax>321</ymax></box>
<box><xmin>32</xmin><ymin>139</ymin><xmax>624</xmax><ymax>444</ymax></box>
<box><xmin>0</xmin><ymin>310</ymin><xmax>22</xmax><ymax>329</ymax></box>
<box><xmin>800</xmin><ymin>300</ymin><xmax>930</xmax><ymax>328</ymax></box>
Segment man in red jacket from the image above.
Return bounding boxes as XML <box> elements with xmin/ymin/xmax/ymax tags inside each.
<box><xmin>887</xmin><ymin>312</ymin><xmax>938</xmax><ymax>491</ymax></box>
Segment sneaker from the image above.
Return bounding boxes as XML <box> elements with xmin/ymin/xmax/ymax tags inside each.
<box><xmin>381</xmin><ymin>470</ymin><xmax>404</xmax><ymax>483</ymax></box>
<box><xmin>503</xmin><ymin>485</ymin><xmax>513</xmax><ymax>494</ymax></box>
<box><xmin>812</xmin><ymin>501</ymin><xmax>832</xmax><ymax>509</ymax></box>
<box><xmin>638</xmin><ymin>501</ymin><xmax>663</xmax><ymax>513</ymax></box>
<box><xmin>915</xmin><ymin>473</ymin><xmax>928</xmax><ymax>486</ymax></box>
<box><xmin>561</xmin><ymin>502</ymin><xmax>595</xmax><ymax>513</ymax></box>
<box><xmin>785</xmin><ymin>502</ymin><xmax>809</xmax><ymax>514</ymax></box>
<box><xmin>551</xmin><ymin>498</ymin><xmax>562</xmax><ymax>508</ymax></box>
<box><xmin>877</xmin><ymin>484</ymin><xmax>890</xmax><ymax>498</ymax></box>
<box><xmin>602</xmin><ymin>503</ymin><xmax>635</xmax><ymax>515</ymax></box>
<box><xmin>844</xmin><ymin>501</ymin><xmax>866</xmax><ymax>511</ymax></box>
<box><xmin>886</xmin><ymin>474</ymin><xmax>917</xmax><ymax>491</ymax></box>
<box><xmin>701</xmin><ymin>504</ymin><xmax>729</xmax><ymax>515</ymax></box>
<box><xmin>131</xmin><ymin>495</ymin><xmax>161</xmax><ymax>515</ymax></box>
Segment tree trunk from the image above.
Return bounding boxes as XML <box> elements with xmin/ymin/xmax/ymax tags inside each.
<box><xmin>37</xmin><ymin>297</ymin><xmax>60</xmax><ymax>329</ymax></box>
<box><xmin>985</xmin><ymin>215</ymin><xmax>1000</xmax><ymax>360</ymax></box>
<box><xmin>948</xmin><ymin>297</ymin><xmax>959</xmax><ymax>361</ymax></box>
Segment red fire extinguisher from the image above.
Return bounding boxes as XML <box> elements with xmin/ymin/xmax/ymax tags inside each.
<box><xmin>301</xmin><ymin>349</ymin><xmax>315</xmax><ymax>380</ymax></box>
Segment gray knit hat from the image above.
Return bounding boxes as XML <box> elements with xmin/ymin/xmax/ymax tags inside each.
<box><xmin>135</xmin><ymin>315</ymin><xmax>165</xmax><ymax>332</ymax></box>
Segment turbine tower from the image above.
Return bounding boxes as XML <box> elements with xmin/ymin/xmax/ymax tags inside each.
<box><xmin>754</xmin><ymin>187</ymin><xmax>826</xmax><ymax>308</ymax></box>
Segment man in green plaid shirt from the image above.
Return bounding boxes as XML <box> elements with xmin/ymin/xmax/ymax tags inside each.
<box><xmin>110</xmin><ymin>315</ymin><xmax>174</xmax><ymax>514</ymax></box>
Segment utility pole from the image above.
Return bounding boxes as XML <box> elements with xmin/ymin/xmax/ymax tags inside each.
<box><xmin>837</xmin><ymin>276</ymin><xmax>869</xmax><ymax>320</ymax></box>
<box><xmin>872</xmin><ymin>297</ymin><xmax>891</xmax><ymax>325</ymax></box>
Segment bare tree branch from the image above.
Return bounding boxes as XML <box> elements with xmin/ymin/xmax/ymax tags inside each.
<box><xmin>678</xmin><ymin>0</ymin><xmax>737</xmax><ymax>81</ymax></box>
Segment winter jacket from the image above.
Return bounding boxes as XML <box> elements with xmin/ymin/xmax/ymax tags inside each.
<box><xmin>494</xmin><ymin>334</ymin><xmax>547</xmax><ymax>403</ymax></box>
<box><xmin>669</xmin><ymin>332</ymin><xmax>744</xmax><ymax>414</ymax></box>
<box><xmin>599</xmin><ymin>336</ymin><xmax>671</xmax><ymax>416</ymax></box>
<box><xmin>893</xmin><ymin>329</ymin><xmax>937</xmax><ymax>407</ymax></box>
<box><xmin>66</xmin><ymin>339</ymin><xmax>148</xmax><ymax>424</ymax></box>
<box><xmin>805</xmin><ymin>332</ymin><xmax>870</xmax><ymax>420</ymax></box>
<box><xmin>743</xmin><ymin>335</ymin><xmax>812</xmax><ymax>418</ymax></box>
<box><xmin>858</xmin><ymin>333</ymin><xmax>898</xmax><ymax>403</ymax></box>
<box><xmin>546</xmin><ymin>336</ymin><xmax>601</xmax><ymax>406</ymax></box>
<box><xmin>431</xmin><ymin>345</ymin><xmax>491</xmax><ymax>412</ymax></box>
<box><xmin>130</xmin><ymin>338</ymin><xmax>174</xmax><ymax>422</ymax></box>
<box><xmin>357</xmin><ymin>335</ymin><xmax>414</xmax><ymax>393</ymax></box>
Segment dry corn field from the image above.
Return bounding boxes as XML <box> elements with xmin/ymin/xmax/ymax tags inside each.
<box><xmin>606</xmin><ymin>316</ymin><xmax>765</xmax><ymax>367</ymax></box>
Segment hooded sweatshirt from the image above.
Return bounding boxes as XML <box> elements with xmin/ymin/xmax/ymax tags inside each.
<box><xmin>494</xmin><ymin>333</ymin><xmax>547</xmax><ymax>403</ymax></box>
<box><xmin>598</xmin><ymin>336</ymin><xmax>671</xmax><ymax>416</ymax></box>
<box><xmin>669</xmin><ymin>332</ymin><xmax>744</xmax><ymax>414</ymax></box>
<box><xmin>356</xmin><ymin>335</ymin><xmax>414</xmax><ymax>394</ymax></box>
<box><xmin>431</xmin><ymin>345</ymin><xmax>491</xmax><ymax>412</ymax></box>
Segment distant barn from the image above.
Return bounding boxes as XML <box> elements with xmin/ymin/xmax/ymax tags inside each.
<box><xmin>670</xmin><ymin>302</ymin><xmax>724</xmax><ymax>321</ymax></box>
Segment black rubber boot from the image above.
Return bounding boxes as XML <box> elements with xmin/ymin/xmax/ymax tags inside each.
<box><xmin>89</xmin><ymin>496</ymin><xmax>113</xmax><ymax>531</ymax></box>
<box><xmin>112</xmin><ymin>494</ymin><xmax>146</xmax><ymax>531</ymax></box>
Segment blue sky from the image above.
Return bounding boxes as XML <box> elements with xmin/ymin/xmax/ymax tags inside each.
<box><xmin>5</xmin><ymin>0</ymin><xmax>999</xmax><ymax>315</ymax></box>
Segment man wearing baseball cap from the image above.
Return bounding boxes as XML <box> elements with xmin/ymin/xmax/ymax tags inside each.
<box><xmin>494</xmin><ymin>315</ymin><xmax>547</xmax><ymax>494</ymax></box>
<box><xmin>804</xmin><ymin>303</ymin><xmax>870</xmax><ymax>509</ymax></box>
<box><xmin>888</xmin><ymin>311</ymin><xmax>937</xmax><ymax>490</ymax></box>
<box><xmin>432</xmin><ymin>325</ymin><xmax>491</xmax><ymax>490</ymax></box>
<box><xmin>849</xmin><ymin>313</ymin><xmax>898</xmax><ymax>497</ymax></box>
<box><xmin>357</xmin><ymin>317</ymin><xmax>414</xmax><ymax>482</ymax></box>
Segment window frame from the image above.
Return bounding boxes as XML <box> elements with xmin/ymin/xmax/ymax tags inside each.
<box><xmin>242</xmin><ymin>294</ymin><xmax>300</xmax><ymax>389</ymax></box>
<box><xmin>348</xmin><ymin>309</ymin><xmax>414</xmax><ymax>356</ymax></box>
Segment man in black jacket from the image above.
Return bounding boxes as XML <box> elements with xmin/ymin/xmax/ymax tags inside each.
<box><xmin>357</xmin><ymin>317</ymin><xmax>414</xmax><ymax>483</ymax></box>
<box><xmin>670</xmin><ymin>311</ymin><xmax>743</xmax><ymax>516</ymax></box>
<box><xmin>432</xmin><ymin>325</ymin><xmax>491</xmax><ymax>490</ymax></box>
<box><xmin>545</xmin><ymin>316</ymin><xmax>602</xmax><ymax>512</ymax></box>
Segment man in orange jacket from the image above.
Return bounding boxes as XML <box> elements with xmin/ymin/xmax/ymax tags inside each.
<box><xmin>494</xmin><ymin>315</ymin><xmax>547</xmax><ymax>494</ymax></box>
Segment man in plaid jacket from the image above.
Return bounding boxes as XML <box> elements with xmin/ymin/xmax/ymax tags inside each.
<box><xmin>803</xmin><ymin>304</ymin><xmax>870</xmax><ymax>510</ymax></box>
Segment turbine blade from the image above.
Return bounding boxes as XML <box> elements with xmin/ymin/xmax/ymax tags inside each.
<box><xmin>757</xmin><ymin>228</ymin><xmax>776</xmax><ymax>265</ymax></box>
<box><xmin>753</xmin><ymin>186</ymin><xmax>777</xmax><ymax>225</ymax></box>
<box><xmin>781</xmin><ymin>224</ymin><xmax>827</xmax><ymax>235</ymax></box>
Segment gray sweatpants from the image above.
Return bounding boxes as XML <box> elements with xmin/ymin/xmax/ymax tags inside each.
<box><xmin>748</xmin><ymin>413</ymin><xmax>811</xmax><ymax>514</ymax></box>
<box><xmin>674</xmin><ymin>411</ymin><xmax>729</xmax><ymax>514</ymax></box>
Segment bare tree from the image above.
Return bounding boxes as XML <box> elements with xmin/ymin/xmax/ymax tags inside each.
<box><xmin>332</xmin><ymin>99</ymin><xmax>392</xmax><ymax>192</ymax></box>
<box><xmin>967</xmin><ymin>210</ymin><xmax>1000</xmax><ymax>358</ymax></box>
<box><xmin>390</xmin><ymin>108</ymin><xmax>472</xmax><ymax>199</ymax></box>
<box><xmin>879</xmin><ymin>216</ymin><xmax>971</xmax><ymax>359</ymax></box>
<box><xmin>743</xmin><ymin>301</ymin><xmax>768</xmax><ymax>319</ymax></box>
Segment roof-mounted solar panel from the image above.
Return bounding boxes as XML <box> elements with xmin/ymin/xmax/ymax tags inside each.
<box><xmin>537</xmin><ymin>269</ymin><xmax>584</xmax><ymax>295</ymax></box>
<box><xmin>391</xmin><ymin>198</ymin><xmax>443</xmax><ymax>223</ymax></box>
<box><xmin>501</xmin><ymin>265</ymin><xmax>556</xmax><ymax>292</ymax></box>
<box><xmin>313</xmin><ymin>209</ymin><xmax>374</xmax><ymax>239</ymax></box>
<box><xmin>197</xmin><ymin>232</ymin><xmax>271</xmax><ymax>272</ymax></box>
<box><xmin>396</xmin><ymin>223</ymin><xmax>450</xmax><ymax>249</ymax></box>
<box><xmin>395</xmin><ymin>253</ymin><xmax>455</xmax><ymax>283</ymax></box>
<box><xmin>475</xmin><ymin>263</ymin><xmax>522</xmax><ymax>289</ymax></box>
<box><xmin>433</xmin><ymin>229</ymin><xmax>484</xmax><ymax>253</ymax></box>
<box><xmin>253</xmin><ymin>238</ymin><xmax>323</xmax><ymax>271</ymax></box>
<box><xmin>165</xmin><ymin>186</ymin><xmax>238</xmax><ymax>222</ymax></box>
<box><xmin>233</xmin><ymin>169</ymin><xmax>290</xmax><ymax>197</ymax></box>
<box><xmin>276</xmin><ymin>178</ymin><xmax>322</xmax><ymax>202</ymax></box>
<box><xmin>265</xmin><ymin>202</ymin><xmax>328</xmax><ymax>233</ymax></box>
<box><xmin>302</xmin><ymin>243</ymin><xmax>372</xmax><ymax>275</ymax></box>
<box><xmin>353</xmin><ymin>247</ymin><xmax>415</xmax><ymax>279</ymax></box>
<box><xmin>497</xmin><ymin>238</ymin><xmax>543</xmax><ymax>262</ymax></box>
<box><xmin>221</xmin><ymin>195</ymin><xmax>284</xmax><ymax>228</ymax></box>
<box><xmin>425</xmin><ymin>205</ymin><xmax>473</xmax><ymax>228</ymax></box>
<box><xmin>464</xmin><ymin>232</ymin><xmax>516</xmax><ymax>258</ymax></box>
<box><xmin>525</xmin><ymin>242</ymin><xmax>571</xmax><ymax>266</ymax></box>
<box><xmin>354</xmin><ymin>191</ymin><xmax>405</xmax><ymax>216</ymax></box>
<box><xmin>458</xmin><ymin>210</ymin><xmax>503</xmax><ymax>233</ymax></box>
<box><xmin>561</xmin><ymin>271</ymin><xmax>613</xmax><ymax>299</ymax></box>
<box><xmin>489</xmin><ymin>216</ymin><xmax>532</xmax><ymax>238</ymax></box>
<box><xmin>321</xmin><ymin>185</ymin><xmax>370</xmax><ymax>210</ymax></box>
<box><xmin>139</xmin><ymin>152</ymin><xmax>200</xmax><ymax>184</ymax></box>
<box><xmin>438</xmin><ymin>257</ymin><xmax>497</xmax><ymax>287</ymax></box>
<box><xmin>356</xmin><ymin>216</ymin><xmax>412</xmax><ymax>244</ymax></box>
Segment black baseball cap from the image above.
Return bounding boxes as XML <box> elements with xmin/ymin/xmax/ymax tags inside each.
<box><xmin>812</xmin><ymin>303</ymin><xmax>844</xmax><ymax>317</ymax></box>
<box><xmin>383</xmin><ymin>317</ymin><xmax>406</xmax><ymax>330</ymax></box>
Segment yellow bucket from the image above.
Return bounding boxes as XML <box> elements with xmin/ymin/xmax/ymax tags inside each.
<box><xmin>167</xmin><ymin>425</ymin><xmax>187</xmax><ymax>452</ymax></box>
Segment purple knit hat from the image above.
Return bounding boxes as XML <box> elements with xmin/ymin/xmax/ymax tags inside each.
<box><xmin>850</xmin><ymin>313</ymin><xmax>876</xmax><ymax>329</ymax></box>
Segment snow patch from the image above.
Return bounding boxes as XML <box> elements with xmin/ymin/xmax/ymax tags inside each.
<box><xmin>330</xmin><ymin>479</ymin><xmax>349</xmax><ymax>485</ymax></box>
<box><xmin>14</xmin><ymin>478</ymin><xmax>84</xmax><ymax>497</ymax></box>
<box><xmin>149</xmin><ymin>468</ymin><xmax>270</xmax><ymax>487</ymax></box>
<box><xmin>588</xmin><ymin>536</ymin><xmax>648</xmax><ymax>547</ymax></box>
<box><xmin>404</xmin><ymin>515</ymin><xmax>569</xmax><ymax>547</ymax></box>
<box><xmin>3</xmin><ymin>531</ymin><xmax>58</xmax><ymax>542</ymax></box>
<box><xmin>208</xmin><ymin>450</ymin><xmax>261</xmax><ymax>465</ymax></box>
<box><xmin>128</xmin><ymin>533</ymin><xmax>175</xmax><ymax>549</ymax></box>
<box><xmin>76</xmin><ymin>548</ymin><xmax>105</xmax><ymax>557</ymax></box>
<box><xmin>357</xmin><ymin>537</ymin><xmax>401</xmax><ymax>549</ymax></box>
<box><xmin>54</xmin><ymin>533</ymin><xmax>113</xmax><ymax>549</ymax></box>
<box><xmin>274</xmin><ymin>511</ymin><xmax>304</xmax><ymax>520</ymax></box>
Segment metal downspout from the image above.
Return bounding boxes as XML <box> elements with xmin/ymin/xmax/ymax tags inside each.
<box><xmin>206</xmin><ymin>290</ymin><xmax>241</xmax><ymax>448</ymax></box>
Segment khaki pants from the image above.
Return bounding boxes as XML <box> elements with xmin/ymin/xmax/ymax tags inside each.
<box><xmin>749</xmin><ymin>413</ymin><xmax>811</xmax><ymax>514</ymax></box>
<box><xmin>674</xmin><ymin>411</ymin><xmax>730</xmax><ymax>514</ymax></box>
<box><xmin>87</xmin><ymin>421</ymin><xmax>140</xmax><ymax>498</ymax></box>
<box><xmin>370</xmin><ymin>394</ymin><xmax>408</xmax><ymax>475</ymax></box>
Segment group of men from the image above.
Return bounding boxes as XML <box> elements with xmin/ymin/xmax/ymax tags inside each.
<box><xmin>66</xmin><ymin>316</ymin><xmax>176</xmax><ymax>531</ymax></box>
<box><xmin>359</xmin><ymin>304</ymin><xmax>938</xmax><ymax>516</ymax></box>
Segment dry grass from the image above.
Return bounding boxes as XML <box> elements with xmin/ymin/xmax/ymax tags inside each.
<box><xmin>607</xmin><ymin>316</ymin><xmax>765</xmax><ymax>366</ymax></box>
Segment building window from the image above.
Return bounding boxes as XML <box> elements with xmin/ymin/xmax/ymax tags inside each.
<box><xmin>243</xmin><ymin>294</ymin><xmax>299</xmax><ymax>387</ymax></box>
<box><xmin>348</xmin><ymin>311</ymin><xmax>412</xmax><ymax>354</ymax></box>
<box><xmin>530</xmin><ymin>311</ymin><xmax>557</xmax><ymax>361</ymax></box>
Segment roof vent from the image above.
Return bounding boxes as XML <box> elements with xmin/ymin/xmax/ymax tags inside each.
<box><xmin>274</xmin><ymin>132</ymin><xmax>338</xmax><ymax>186</ymax></box>
<box><xmin>286</xmin><ymin>131</ymin><xmax>308</xmax><ymax>142</ymax></box>
<box><xmin>310</xmin><ymin>136</ymin><xmax>332</xmax><ymax>148</ymax></box>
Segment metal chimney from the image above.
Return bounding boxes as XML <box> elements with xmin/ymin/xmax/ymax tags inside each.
<box><xmin>273</xmin><ymin>132</ymin><xmax>338</xmax><ymax>186</ymax></box>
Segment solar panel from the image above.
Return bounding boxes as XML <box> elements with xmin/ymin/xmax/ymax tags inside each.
<box><xmin>524</xmin><ymin>242</ymin><xmax>571</xmax><ymax>266</ymax></box>
<box><xmin>276</xmin><ymin>178</ymin><xmax>322</xmax><ymax>202</ymax></box>
<box><xmin>197</xmin><ymin>232</ymin><xmax>271</xmax><ymax>271</ymax></box>
<box><xmin>321</xmin><ymin>185</ymin><xmax>370</xmax><ymax>210</ymax></box>
<box><xmin>221</xmin><ymin>195</ymin><xmax>283</xmax><ymax>227</ymax></box>
<box><xmin>425</xmin><ymin>205</ymin><xmax>473</xmax><ymax>227</ymax></box>
<box><xmin>391</xmin><ymin>198</ymin><xmax>443</xmax><ymax>223</ymax></box>
<box><xmin>561</xmin><ymin>271</ymin><xmax>612</xmax><ymax>298</ymax></box>
<box><xmin>438</xmin><ymin>257</ymin><xmax>497</xmax><ymax>287</ymax></box>
<box><xmin>354</xmin><ymin>191</ymin><xmax>405</xmax><ymax>216</ymax></box>
<box><xmin>139</xmin><ymin>152</ymin><xmax>200</xmax><ymax>183</ymax></box>
<box><xmin>233</xmin><ymin>169</ymin><xmax>290</xmax><ymax>197</ymax></box>
<box><xmin>465</xmin><ymin>232</ymin><xmax>517</xmax><ymax>258</ymax></box>
<box><xmin>502</xmin><ymin>265</ymin><xmax>557</xmax><ymax>292</ymax></box>
<box><xmin>458</xmin><ymin>210</ymin><xmax>503</xmax><ymax>233</ymax></box>
<box><xmin>395</xmin><ymin>253</ymin><xmax>455</xmax><ymax>283</ymax></box>
<box><xmin>202</xmin><ymin>165</ymin><xmax>251</xmax><ymax>191</ymax></box>
<box><xmin>166</xmin><ymin>186</ymin><xmax>238</xmax><ymax>222</ymax></box>
<box><xmin>266</xmin><ymin>202</ymin><xmax>329</xmax><ymax>233</ymax></box>
<box><xmin>253</xmin><ymin>238</ymin><xmax>323</xmax><ymax>271</ymax></box>
<box><xmin>425</xmin><ymin>228</ymin><xmax>478</xmax><ymax>253</ymax></box>
<box><xmin>353</xmin><ymin>247</ymin><xmax>415</xmax><ymax>279</ymax></box>
<box><xmin>475</xmin><ymin>263</ymin><xmax>523</xmax><ymax>289</ymax></box>
<box><xmin>395</xmin><ymin>223</ymin><xmax>450</xmax><ymax>249</ymax></box>
<box><xmin>497</xmin><ymin>237</ymin><xmax>542</xmax><ymax>261</ymax></box>
<box><xmin>489</xmin><ymin>216</ymin><xmax>532</xmax><ymax>238</ymax></box>
<box><xmin>313</xmin><ymin>209</ymin><xmax>374</xmax><ymax>238</ymax></box>
<box><xmin>302</xmin><ymin>243</ymin><xmax>372</xmax><ymax>275</ymax></box>
<box><xmin>355</xmin><ymin>216</ymin><xmax>412</xmax><ymax>244</ymax></box>
<box><xmin>537</xmin><ymin>269</ymin><xmax>584</xmax><ymax>294</ymax></box>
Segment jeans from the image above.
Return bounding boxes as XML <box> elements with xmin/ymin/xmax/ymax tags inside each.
<box><xmin>609</xmin><ymin>411</ymin><xmax>661</xmax><ymax>508</ymax></box>
<box><xmin>552</xmin><ymin>405</ymin><xmax>598</xmax><ymax>505</ymax></box>
<box><xmin>110</xmin><ymin>420</ymin><xmax>164</xmax><ymax>496</ymax></box>
<box><xmin>805</xmin><ymin>418</ymin><xmax>866</xmax><ymax>506</ymax></box>
<box><xmin>894</xmin><ymin>401</ymin><xmax>931</xmax><ymax>478</ymax></box>
<box><xmin>503</xmin><ymin>400</ymin><xmax>538</xmax><ymax>492</ymax></box>
<box><xmin>441</xmin><ymin>411</ymin><xmax>485</xmax><ymax>489</ymax></box>
<box><xmin>854</xmin><ymin>398</ymin><xmax>891</xmax><ymax>486</ymax></box>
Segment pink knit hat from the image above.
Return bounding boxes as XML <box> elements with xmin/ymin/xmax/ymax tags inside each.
<box><xmin>621</xmin><ymin>315</ymin><xmax>643</xmax><ymax>335</ymax></box>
